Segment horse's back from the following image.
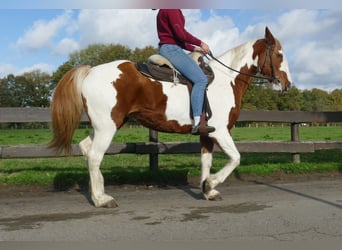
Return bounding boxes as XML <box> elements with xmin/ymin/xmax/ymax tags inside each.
<box><xmin>84</xmin><ymin>60</ymin><xmax>128</xmax><ymax>87</ymax></box>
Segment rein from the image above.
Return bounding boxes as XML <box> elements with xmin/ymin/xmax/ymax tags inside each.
<box><xmin>206</xmin><ymin>44</ymin><xmax>278</xmax><ymax>82</ymax></box>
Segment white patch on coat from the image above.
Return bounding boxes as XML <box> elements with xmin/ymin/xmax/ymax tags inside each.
<box><xmin>82</xmin><ymin>61</ymin><xmax>127</xmax><ymax>128</ymax></box>
<box><xmin>280</xmin><ymin>52</ymin><xmax>292</xmax><ymax>83</ymax></box>
<box><xmin>160</xmin><ymin>81</ymin><xmax>192</xmax><ymax>126</ymax></box>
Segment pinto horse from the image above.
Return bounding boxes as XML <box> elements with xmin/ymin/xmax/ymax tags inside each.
<box><xmin>50</xmin><ymin>27</ymin><xmax>292</xmax><ymax>208</ymax></box>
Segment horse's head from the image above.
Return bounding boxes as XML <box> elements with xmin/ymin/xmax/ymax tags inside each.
<box><xmin>253</xmin><ymin>27</ymin><xmax>292</xmax><ymax>92</ymax></box>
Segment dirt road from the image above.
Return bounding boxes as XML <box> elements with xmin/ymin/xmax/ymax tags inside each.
<box><xmin>0</xmin><ymin>178</ymin><xmax>341</xmax><ymax>241</ymax></box>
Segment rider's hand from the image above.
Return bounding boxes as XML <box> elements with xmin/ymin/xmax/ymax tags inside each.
<box><xmin>200</xmin><ymin>42</ymin><xmax>210</xmax><ymax>54</ymax></box>
<box><xmin>195</xmin><ymin>42</ymin><xmax>209</xmax><ymax>54</ymax></box>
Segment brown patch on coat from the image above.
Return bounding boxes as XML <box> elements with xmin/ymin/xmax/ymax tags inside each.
<box><xmin>227</xmin><ymin>38</ymin><xmax>266</xmax><ymax>130</ymax></box>
<box><xmin>228</xmin><ymin>64</ymin><xmax>257</xmax><ymax>131</ymax></box>
<box><xmin>111</xmin><ymin>61</ymin><xmax>191</xmax><ymax>133</ymax></box>
<box><xmin>200</xmin><ymin>135</ymin><xmax>214</xmax><ymax>154</ymax></box>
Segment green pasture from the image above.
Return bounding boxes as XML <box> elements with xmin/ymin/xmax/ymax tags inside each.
<box><xmin>0</xmin><ymin>126</ymin><xmax>341</xmax><ymax>188</ymax></box>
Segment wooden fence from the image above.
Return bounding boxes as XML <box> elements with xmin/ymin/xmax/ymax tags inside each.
<box><xmin>0</xmin><ymin>108</ymin><xmax>341</xmax><ymax>168</ymax></box>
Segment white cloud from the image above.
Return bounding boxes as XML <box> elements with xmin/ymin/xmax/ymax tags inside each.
<box><xmin>77</xmin><ymin>9</ymin><xmax>158</xmax><ymax>49</ymax></box>
<box><xmin>293</xmin><ymin>42</ymin><xmax>342</xmax><ymax>90</ymax></box>
<box><xmin>184</xmin><ymin>10</ymin><xmax>240</xmax><ymax>55</ymax></box>
<box><xmin>18</xmin><ymin>63</ymin><xmax>55</xmax><ymax>75</ymax></box>
<box><xmin>0</xmin><ymin>63</ymin><xmax>18</xmax><ymax>77</ymax></box>
<box><xmin>273</xmin><ymin>10</ymin><xmax>342</xmax><ymax>90</ymax></box>
<box><xmin>14</xmin><ymin>10</ymin><xmax>72</xmax><ymax>52</ymax></box>
<box><xmin>53</xmin><ymin>38</ymin><xmax>80</xmax><ymax>56</ymax></box>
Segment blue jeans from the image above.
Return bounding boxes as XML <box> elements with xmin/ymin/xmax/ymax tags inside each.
<box><xmin>159</xmin><ymin>44</ymin><xmax>208</xmax><ymax>117</ymax></box>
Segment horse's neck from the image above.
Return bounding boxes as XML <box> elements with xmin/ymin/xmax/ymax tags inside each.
<box><xmin>217</xmin><ymin>40</ymin><xmax>258</xmax><ymax>71</ymax></box>
<box><xmin>214</xmin><ymin>40</ymin><xmax>259</xmax><ymax>106</ymax></box>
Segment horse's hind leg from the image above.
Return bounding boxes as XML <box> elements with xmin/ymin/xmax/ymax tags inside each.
<box><xmin>85</xmin><ymin>124</ymin><xmax>117</xmax><ymax>208</ymax></box>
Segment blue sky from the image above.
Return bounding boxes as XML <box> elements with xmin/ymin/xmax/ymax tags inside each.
<box><xmin>0</xmin><ymin>8</ymin><xmax>341</xmax><ymax>91</ymax></box>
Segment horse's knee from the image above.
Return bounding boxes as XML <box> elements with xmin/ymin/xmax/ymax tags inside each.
<box><xmin>231</xmin><ymin>152</ymin><xmax>240</xmax><ymax>166</ymax></box>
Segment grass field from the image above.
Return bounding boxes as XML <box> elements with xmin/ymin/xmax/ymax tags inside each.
<box><xmin>1</xmin><ymin>125</ymin><xmax>341</xmax><ymax>145</ymax></box>
<box><xmin>0</xmin><ymin>126</ymin><xmax>341</xmax><ymax>187</ymax></box>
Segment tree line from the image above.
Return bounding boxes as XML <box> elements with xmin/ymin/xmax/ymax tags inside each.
<box><xmin>1</xmin><ymin>43</ymin><xmax>341</xmax><ymax>111</ymax></box>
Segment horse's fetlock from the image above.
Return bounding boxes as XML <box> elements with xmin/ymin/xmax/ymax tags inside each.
<box><xmin>201</xmin><ymin>179</ymin><xmax>211</xmax><ymax>195</ymax></box>
<box><xmin>202</xmin><ymin>177</ymin><xmax>218</xmax><ymax>194</ymax></box>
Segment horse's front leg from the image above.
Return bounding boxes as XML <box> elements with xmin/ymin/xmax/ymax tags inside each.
<box><xmin>201</xmin><ymin>131</ymin><xmax>240</xmax><ymax>200</ymax></box>
<box><xmin>201</xmin><ymin>151</ymin><xmax>223</xmax><ymax>200</ymax></box>
<box><xmin>199</xmin><ymin>135</ymin><xmax>221</xmax><ymax>200</ymax></box>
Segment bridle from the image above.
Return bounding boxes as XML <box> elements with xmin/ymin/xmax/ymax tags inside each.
<box><xmin>206</xmin><ymin>39</ymin><xmax>279</xmax><ymax>83</ymax></box>
<box><xmin>259</xmin><ymin>40</ymin><xmax>277</xmax><ymax>81</ymax></box>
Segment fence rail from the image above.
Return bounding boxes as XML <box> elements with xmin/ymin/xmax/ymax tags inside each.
<box><xmin>0</xmin><ymin>108</ymin><xmax>341</xmax><ymax>167</ymax></box>
<box><xmin>1</xmin><ymin>107</ymin><xmax>342</xmax><ymax>123</ymax></box>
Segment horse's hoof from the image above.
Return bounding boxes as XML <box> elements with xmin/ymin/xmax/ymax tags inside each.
<box><xmin>93</xmin><ymin>195</ymin><xmax>118</xmax><ymax>208</ymax></box>
<box><xmin>96</xmin><ymin>198</ymin><xmax>118</xmax><ymax>208</ymax></box>
<box><xmin>102</xmin><ymin>199</ymin><xmax>118</xmax><ymax>208</ymax></box>
<box><xmin>206</xmin><ymin>189</ymin><xmax>222</xmax><ymax>201</ymax></box>
<box><xmin>208</xmin><ymin>193</ymin><xmax>222</xmax><ymax>201</ymax></box>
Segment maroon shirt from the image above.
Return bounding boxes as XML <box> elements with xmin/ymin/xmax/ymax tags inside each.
<box><xmin>157</xmin><ymin>9</ymin><xmax>202</xmax><ymax>52</ymax></box>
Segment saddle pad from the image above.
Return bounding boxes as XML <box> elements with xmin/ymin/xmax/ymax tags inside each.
<box><xmin>148</xmin><ymin>54</ymin><xmax>177</xmax><ymax>71</ymax></box>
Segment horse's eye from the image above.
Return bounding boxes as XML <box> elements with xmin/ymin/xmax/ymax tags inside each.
<box><xmin>276</xmin><ymin>52</ymin><xmax>283</xmax><ymax>58</ymax></box>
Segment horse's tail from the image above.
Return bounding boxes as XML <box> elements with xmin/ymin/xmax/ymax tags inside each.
<box><xmin>49</xmin><ymin>65</ymin><xmax>91</xmax><ymax>155</ymax></box>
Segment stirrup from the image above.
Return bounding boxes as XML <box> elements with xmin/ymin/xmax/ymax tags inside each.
<box><xmin>191</xmin><ymin>124</ymin><xmax>215</xmax><ymax>135</ymax></box>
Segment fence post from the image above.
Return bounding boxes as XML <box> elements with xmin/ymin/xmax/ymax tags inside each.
<box><xmin>291</xmin><ymin>122</ymin><xmax>301</xmax><ymax>163</ymax></box>
<box><xmin>149</xmin><ymin>129</ymin><xmax>159</xmax><ymax>170</ymax></box>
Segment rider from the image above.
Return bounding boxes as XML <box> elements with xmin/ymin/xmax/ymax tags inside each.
<box><xmin>156</xmin><ymin>9</ymin><xmax>215</xmax><ymax>135</ymax></box>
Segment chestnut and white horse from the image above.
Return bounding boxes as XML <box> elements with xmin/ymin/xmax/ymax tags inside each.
<box><xmin>50</xmin><ymin>27</ymin><xmax>292</xmax><ymax>208</ymax></box>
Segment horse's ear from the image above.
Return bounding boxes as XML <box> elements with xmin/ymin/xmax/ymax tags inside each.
<box><xmin>265</xmin><ymin>26</ymin><xmax>276</xmax><ymax>45</ymax></box>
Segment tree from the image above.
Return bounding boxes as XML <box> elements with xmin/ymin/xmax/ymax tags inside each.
<box><xmin>68</xmin><ymin>44</ymin><xmax>132</xmax><ymax>66</ymax></box>
<box><xmin>51</xmin><ymin>61</ymin><xmax>74</xmax><ymax>88</ymax></box>
<box><xmin>0</xmin><ymin>76</ymin><xmax>13</xmax><ymax>106</ymax></box>
<box><xmin>330</xmin><ymin>89</ymin><xmax>342</xmax><ymax>111</ymax></box>
<box><xmin>276</xmin><ymin>87</ymin><xmax>302</xmax><ymax>111</ymax></box>
<box><xmin>242</xmin><ymin>84</ymin><xmax>279</xmax><ymax>110</ymax></box>
<box><xmin>241</xmin><ymin>84</ymin><xmax>260</xmax><ymax>110</ymax></box>
<box><xmin>21</xmin><ymin>70</ymin><xmax>53</xmax><ymax>107</ymax></box>
<box><xmin>130</xmin><ymin>46</ymin><xmax>158</xmax><ymax>63</ymax></box>
<box><xmin>0</xmin><ymin>71</ymin><xmax>52</xmax><ymax>107</ymax></box>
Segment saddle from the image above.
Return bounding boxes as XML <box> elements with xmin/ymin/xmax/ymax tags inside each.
<box><xmin>136</xmin><ymin>52</ymin><xmax>215</xmax><ymax>85</ymax></box>
<box><xmin>136</xmin><ymin>52</ymin><xmax>214</xmax><ymax>125</ymax></box>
